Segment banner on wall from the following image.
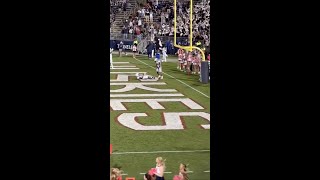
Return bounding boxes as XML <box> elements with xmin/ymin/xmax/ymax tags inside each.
<box><xmin>110</xmin><ymin>40</ymin><xmax>134</xmax><ymax>50</ymax></box>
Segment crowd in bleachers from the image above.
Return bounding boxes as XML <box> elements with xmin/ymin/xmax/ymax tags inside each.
<box><xmin>119</xmin><ymin>0</ymin><xmax>210</xmax><ymax>46</ymax></box>
<box><xmin>110</xmin><ymin>0</ymin><xmax>129</xmax><ymax>27</ymax></box>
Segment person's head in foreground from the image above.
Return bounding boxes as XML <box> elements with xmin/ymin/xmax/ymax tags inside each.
<box><xmin>110</xmin><ymin>168</ymin><xmax>121</xmax><ymax>180</ymax></box>
<box><xmin>156</xmin><ymin>157</ymin><xmax>165</xmax><ymax>167</ymax></box>
<box><xmin>144</xmin><ymin>173</ymin><xmax>154</xmax><ymax>180</ymax></box>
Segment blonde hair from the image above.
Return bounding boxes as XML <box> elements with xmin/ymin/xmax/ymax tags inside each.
<box><xmin>110</xmin><ymin>168</ymin><xmax>122</xmax><ymax>180</ymax></box>
<box><xmin>156</xmin><ymin>157</ymin><xmax>166</xmax><ymax>167</ymax></box>
<box><xmin>180</xmin><ymin>164</ymin><xmax>189</xmax><ymax>180</ymax></box>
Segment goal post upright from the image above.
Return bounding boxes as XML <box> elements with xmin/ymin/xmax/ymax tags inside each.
<box><xmin>173</xmin><ymin>0</ymin><xmax>206</xmax><ymax>61</ymax></box>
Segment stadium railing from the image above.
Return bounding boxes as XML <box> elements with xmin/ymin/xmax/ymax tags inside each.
<box><xmin>110</xmin><ymin>34</ymin><xmax>205</xmax><ymax>46</ymax></box>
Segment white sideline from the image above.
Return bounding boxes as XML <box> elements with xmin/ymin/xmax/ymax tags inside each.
<box><xmin>111</xmin><ymin>150</ymin><xmax>210</xmax><ymax>155</ymax></box>
<box><xmin>133</xmin><ymin>57</ymin><xmax>210</xmax><ymax>99</ymax></box>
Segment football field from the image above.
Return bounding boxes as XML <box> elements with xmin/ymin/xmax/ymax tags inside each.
<box><xmin>110</xmin><ymin>54</ymin><xmax>211</xmax><ymax>179</ymax></box>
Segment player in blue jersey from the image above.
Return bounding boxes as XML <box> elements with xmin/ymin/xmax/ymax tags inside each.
<box><xmin>155</xmin><ymin>51</ymin><xmax>163</xmax><ymax>79</ymax></box>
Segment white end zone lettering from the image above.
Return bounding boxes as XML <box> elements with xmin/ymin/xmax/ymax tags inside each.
<box><xmin>110</xmin><ymin>98</ymin><xmax>204</xmax><ymax>110</ymax></box>
<box><xmin>117</xmin><ymin>112</ymin><xmax>210</xmax><ymax>130</ymax></box>
<box><xmin>110</xmin><ymin>72</ymin><xmax>147</xmax><ymax>82</ymax></box>
<box><xmin>110</xmin><ymin>82</ymin><xmax>177</xmax><ymax>93</ymax></box>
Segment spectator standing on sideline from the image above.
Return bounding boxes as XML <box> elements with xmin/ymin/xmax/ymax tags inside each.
<box><xmin>146</xmin><ymin>41</ymin><xmax>154</xmax><ymax>59</ymax></box>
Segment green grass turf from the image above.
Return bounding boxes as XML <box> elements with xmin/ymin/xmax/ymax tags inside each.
<box><xmin>110</xmin><ymin>55</ymin><xmax>211</xmax><ymax>179</ymax></box>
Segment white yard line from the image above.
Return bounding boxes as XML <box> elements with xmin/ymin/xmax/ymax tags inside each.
<box><xmin>113</xmin><ymin>62</ymin><xmax>130</xmax><ymax>64</ymax></box>
<box><xmin>204</xmin><ymin>170</ymin><xmax>210</xmax><ymax>173</ymax></box>
<box><xmin>110</xmin><ymin>93</ymin><xmax>184</xmax><ymax>97</ymax></box>
<box><xmin>111</xmin><ymin>67</ymin><xmax>139</xmax><ymax>70</ymax></box>
<box><xmin>110</xmin><ymin>72</ymin><xmax>146</xmax><ymax>74</ymax></box>
<box><xmin>111</xmin><ymin>150</ymin><xmax>210</xmax><ymax>155</ymax></box>
<box><xmin>113</xmin><ymin>66</ymin><xmax>137</xmax><ymax>68</ymax></box>
<box><xmin>133</xmin><ymin>57</ymin><xmax>210</xmax><ymax>99</ymax></box>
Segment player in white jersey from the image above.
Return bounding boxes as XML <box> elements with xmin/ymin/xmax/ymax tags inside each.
<box><xmin>110</xmin><ymin>48</ymin><xmax>114</xmax><ymax>69</ymax></box>
<box><xmin>156</xmin><ymin>58</ymin><xmax>163</xmax><ymax>79</ymax></box>
<box><xmin>161</xmin><ymin>47</ymin><xmax>168</xmax><ymax>62</ymax></box>
<box><xmin>135</xmin><ymin>73</ymin><xmax>156</xmax><ymax>80</ymax></box>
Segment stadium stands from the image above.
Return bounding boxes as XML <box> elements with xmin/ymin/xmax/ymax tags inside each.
<box><xmin>111</xmin><ymin>0</ymin><xmax>209</xmax><ymax>46</ymax></box>
<box><xmin>111</xmin><ymin>1</ymin><xmax>209</xmax><ymax>41</ymax></box>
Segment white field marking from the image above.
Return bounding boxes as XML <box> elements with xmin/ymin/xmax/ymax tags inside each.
<box><xmin>110</xmin><ymin>82</ymin><xmax>177</xmax><ymax>93</ymax></box>
<box><xmin>113</xmin><ymin>66</ymin><xmax>137</xmax><ymax>68</ymax></box>
<box><xmin>204</xmin><ymin>171</ymin><xmax>210</xmax><ymax>173</ymax></box>
<box><xmin>110</xmin><ymin>72</ymin><xmax>146</xmax><ymax>74</ymax></box>
<box><xmin>111</xmin><ymin>150</ymin><xmax>210</xmax><ymax>155</ymax></box>
<box><xmin>133</xmin><ymin>57</ymin><xmax>210</xmax><ymax>99</ymax></box>
<box><xmin>120</xmin><ymin>174</ymin><xmax>128</xmax><ymax>176</ymax></box>
<box><xmin>110</xmin><ymin>93</ymin><xmax>184</xmax><ymax>97</ymax></box>
<box><xmin>110</xmin><ymin>82</ymin><xmax>168</xmax><ymax>85</ymax></box>
<box><xmin>110</xmin><ymin>98</ymin><xmax>204</xmax><ymax>111</ymax></box>
<box><xmin>111</xmin><ymin>67</ymin><xmax>139</xmax><ymax>69</ymax></box>
<box><xmin>110</xmin><ymin>74</ymin><xmax>129</xmax><ymax>82</ymax></box>
<box><xmin>164</xmin><ymin>172</ymin><xmax>172</xmax><ymax>174</ymax></box>
<box><xmin>117</xmin><ymin>112</ymin><xmax>209</xmax><ymax>130</ymax></box>
<box><xmin>139</xmin><ymin>77</ymin><xmax>160</xmax><ymax>82</ymax></box>
<box><xmin>187</xmin><ymin>171</ymin><xmax>193</xmax><ymax>173</ymax></box>
<box><xmin>110</xmin><ymin>72</ymin><xmax>149</xmax><ymax>82</ymax></box>
<box><xmin>139</xmin><ymin>173</ymin><xmax>145</xmax><ymax>175</ymax></box>
<box><xmin>113</xmin><ymin>62</ymin><xmax>130</xmax><ymax>64</ymax></box>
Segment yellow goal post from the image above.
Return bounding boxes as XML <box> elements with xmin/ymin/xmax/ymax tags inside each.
<box><xmin>173</xmin><ymin>0</ymin><xmax>206</xmax><ymax>61</ymax></box>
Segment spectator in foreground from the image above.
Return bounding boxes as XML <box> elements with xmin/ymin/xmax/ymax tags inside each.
<box><xmin>110</xmin><ymin>168</ymin><xmax>122</xmax><ymax>180</ymax></box>
<box><xmin>144</xmin><ymin>173</ymin><xmax>155</xmax><ymax>180</ymax></box>
<box><xmin>173</xmin><ymin>164</ymin><xmax>189</xmax><ymax>180</ymax></box>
